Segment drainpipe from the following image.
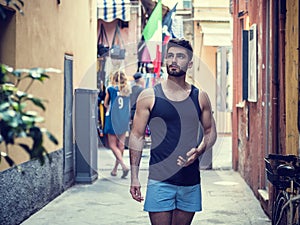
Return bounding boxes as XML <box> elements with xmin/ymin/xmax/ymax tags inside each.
<box><xmin>264</xmin><ymin>0</ymin><xmax>270</xmax><ymax>162</ymax></box>
<box><xmin>298</xmin><ymin>0</ymin><xmax>300</xmax><ymax>137</ymax></box>
<box><xmin>268</xmin><ymin>2</ymin><xmax>281</xmax><ymax>214</ymax></box>
<box><xmin>279</xmin><ymin>0</ymin><xmax>286</xmax><ymax>153</ymax></box>
<box><xmin>272</xmin><ymin>2</ymin><xmax>279</xmax><ymax>154</ymax></box>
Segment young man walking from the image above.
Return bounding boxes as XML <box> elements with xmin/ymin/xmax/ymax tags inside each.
<box><xmin>129</xmin><ymin>38</ymin><xmax>217</xmax><ymax>225</ymax></box>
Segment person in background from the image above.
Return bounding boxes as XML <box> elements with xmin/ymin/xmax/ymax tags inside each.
<box><xmin>104</xmin><ymin>71</ymin><xmax>130</xmax><ymax>178</ymax></box>
<box><xmin>145</xmin><ymin>63</ymin><xmax>155</xmax><ymax>88</ymax></box>
<box><xmin>97</xmin><ymin>81</ymin><xmax>106</xmax><ymax>140</ymax></box>
<box><xmin>130</xmin><ymin>72</ymin><xmax>145</xmax><ymax>120</ymax></box>
<box><xmin>129</xmin><ymin>38</ymin><xmax>217</xmax><ymax>225</ymax></box>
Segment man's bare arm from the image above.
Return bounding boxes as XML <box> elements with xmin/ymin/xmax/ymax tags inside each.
<box><xmin>196</xmin><ymin>91</ymin><xmax>217</xmax><ymax>155</ymax></box>
<box><xmin>129</xmin><ymin>88</ymin><xmax>154</xmax><ymax>202</ymax></box>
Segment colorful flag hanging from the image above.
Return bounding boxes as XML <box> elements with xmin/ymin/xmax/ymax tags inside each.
<box><xmin>142</xmin><ymin>0</ymin><xmax>162</xmax><ymax>77</ymax></box>
<box><xmin>162</xmin><ymin>3</ymin><xmax>178</xmax><ymax>62</ymax></box>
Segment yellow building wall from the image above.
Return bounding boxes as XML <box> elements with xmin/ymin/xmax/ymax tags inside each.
<box><xmin>0</xmin><ymin>0</ymin><xmax>97</xmax><ymax>170</ymax></box>
<box><xmin>285</xmin><ymin>0</ymin><xmax>299</xmax><ymax>155</ymax></box>
<box><xmin>191</xmin><ymin>0</ymin><xmax>232</xmax><ymax>134</ymax></box>
<box><xmin>189</xmin><ymin>23</ymin><xmax>217</xmax><ymax>115</ymax></box>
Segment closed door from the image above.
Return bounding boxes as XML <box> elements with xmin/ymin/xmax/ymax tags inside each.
<box><xmin>63</xmin><ymin>54</ymin><xmax>74</xmax><ymax>188</ymax></box>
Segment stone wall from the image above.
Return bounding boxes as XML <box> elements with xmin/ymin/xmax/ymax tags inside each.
<box><xmin>0</xmin><ymin>150</ymin><xmax>65</xmax><ymax>225</ymax></box>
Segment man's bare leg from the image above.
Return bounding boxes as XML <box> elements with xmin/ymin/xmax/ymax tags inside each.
<box><xmin>149</xmin><ymin>211</ymin><xmax>173</xmax><ymax>225</ymax></box>
<box><xmin>171</xmin><ymin>209</ymin><xmax>195</xmax><ymax>225</ymax></box>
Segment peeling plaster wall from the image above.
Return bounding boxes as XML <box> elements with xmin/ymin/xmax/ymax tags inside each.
<box><xmin>232</xmin><ymin>0</ymin><xmax>266</xmax><ymax>195</ymax></box>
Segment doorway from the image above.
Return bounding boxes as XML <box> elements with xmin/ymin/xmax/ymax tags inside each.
<box><xmin>63</xmin><ymin>54</ymin><xmax>74</xmax><ymax>188</ymax></box>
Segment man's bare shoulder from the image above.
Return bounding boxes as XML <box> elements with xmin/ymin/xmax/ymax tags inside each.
<box><xmin>198</xmin><ymin>89</ymin><xmax>208</xmax><ymax>98</ymax></box>
<box><xmin>136</xmin><ymin>87</ymin><xmax>155</xmax><ymax>107</ymax></box>
<box><xmin>139</xmin><ymin>87</ymin><xmax>154</xmax><ymax>99</ymax></box>
<box><xmin>197</xmin><ymin>89</ymin><xmax>212</xmax><ymax>110</ymax></box>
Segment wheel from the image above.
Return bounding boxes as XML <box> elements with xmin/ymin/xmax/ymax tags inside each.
<box><xmin>272</xmin><ymin>191</ymin><xmax>289</xmax><ymax>225</ymax></box>
<box><xmin>272</xmin><ymin>192</ymin><xmax>288</xmax><ymax>225</ymax></box>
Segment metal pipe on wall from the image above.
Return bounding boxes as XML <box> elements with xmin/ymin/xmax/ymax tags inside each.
<box><xmin>272</xmin><ymin>0</ymin><xmax>279</xmax><ymax>154</ymax></box>
<box><xmin>278</xmin><ymin>0</ymin><xmax>286</xmax><ymax>153</ymax></box>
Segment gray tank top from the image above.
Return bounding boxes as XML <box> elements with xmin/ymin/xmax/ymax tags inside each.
<box><xmin>148</xmin><ymin>83</ymin><xmax>203</xmax><ymax>186</ymax></box>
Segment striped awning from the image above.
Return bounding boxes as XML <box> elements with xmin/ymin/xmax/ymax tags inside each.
<box><xmin>97</xmin><ymin>0</ymin><xmax>131</xmax><ymax>22</ymax></box>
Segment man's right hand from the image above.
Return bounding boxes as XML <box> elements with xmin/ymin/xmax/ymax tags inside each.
<box><xmin>130</xmin><ymin>180</ymin><xmax>144</xmax><ymax>202</ymax></box>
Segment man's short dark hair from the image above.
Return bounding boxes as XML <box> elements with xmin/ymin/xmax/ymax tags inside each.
<box><xmin>167</xmin><ymin>38</ymin><xmax>193</xmax><ymax>61</ymax></box>
<box><xmin>133</xmin><ymin>72</ymin><xmax>142</xmax><ymax>81</ymax></box>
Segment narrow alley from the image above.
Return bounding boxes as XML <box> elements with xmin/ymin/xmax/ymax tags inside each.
<box><xmin>21</xmin><ymin>136</ymin><xmax>271</xmax><ymax>225</ymax></box>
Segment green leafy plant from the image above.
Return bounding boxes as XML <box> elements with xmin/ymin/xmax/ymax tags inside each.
<box><xmin>0</xmin><ymin>64</ymin><xmax>59</xmax><ymax>167</ymax></box>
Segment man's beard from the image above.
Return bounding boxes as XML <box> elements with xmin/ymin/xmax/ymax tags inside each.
<box><xmin>166</xmin><ymin>64</ymin><xmax>188</xmax><ymax>77</ymax></box>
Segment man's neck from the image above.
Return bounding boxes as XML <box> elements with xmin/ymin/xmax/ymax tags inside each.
<box><xmin>166</xmin><ymin>75</ymin><xmax>188</xmax><ymax>89</ymax></box>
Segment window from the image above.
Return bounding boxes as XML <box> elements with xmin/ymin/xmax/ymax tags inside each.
<box><xmin>242</xmin><ymin>30</ymin><xmax>249</xmax><ymax>100</ymax></box>
<box><xmin>248</xmin><ymin>24</ymin><xmax>257</xmax><ymax>102</ymax></box>
<box><xmin>0</xmin><ymin>7</ymin><xmax>16</xmax><ymax>66</ymax></box>
<box><xmin>183</xmin><ymin>0</ymin><xmax>191</xmax><ymax>9</ymax></box>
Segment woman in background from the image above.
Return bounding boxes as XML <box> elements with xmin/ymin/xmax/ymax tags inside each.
<box><xmin>104</xmin><ymin>71</ymin><xmax>130</xmax><ymax>178</ymax></box>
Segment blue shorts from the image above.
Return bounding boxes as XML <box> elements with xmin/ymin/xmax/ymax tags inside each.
<box><xmin>144</xmin><ymin>179</ymin><xmax>202</xmax><ymax>212</ymax></box>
